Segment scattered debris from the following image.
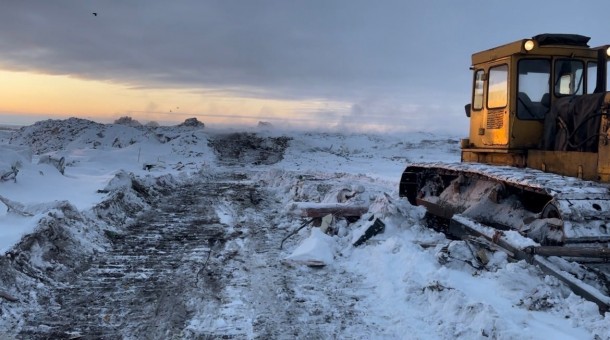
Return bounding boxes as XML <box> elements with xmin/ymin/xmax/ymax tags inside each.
<box><xmin>0</xmin><ymin>165</ymin><xmax>18</xmax><ymax>182</ymax></box>
<box><xmin>38</xmin><ymin>155</ymin><xmax>65</xmax><ymax>175</ymax></box>
<box><xmin>0</xmin><ymin>291</ymin><xmax>18</xmax><ymax>302</ymax></box>
<box><xmin>353</xmin><ymin>218</ymin><xmax>385</xmax><ymax>247</ymax></box>
<box><xmin>280</xmin><ymin>218</ymin><xmax>315</xmax><ymax>249</ymax></box>
<box><xmin>281</xmin><ymin>259</ymin><xmax>326</xmax><ymax>268</ymax></box>
<box><xmin>422</xmin><ymin>281</ymin><xmax>454</xmax><ymax>293</ymax></box>
<box><xmin>0</xmin><ymin>194</ymin><xmax>33</xmax><ymax>217</ymax></box>
<box><xmin>517</xmin><ymin>291</ymin><xmax>556</xmax><ymax>311</ymax></box>
<box><xmin>0</xmin><ymin>145</ymin><xmax>29</xmax><ymax>182</ymax></box>
<box><xmin>336</xmin><ymin>185</ymin><xmax>365</xmax><ymax>203</ymax></box>
<box><xmin>319</xmin><ymin>214</ymin><xmax>334</xmax><ymax>234</ymax></box>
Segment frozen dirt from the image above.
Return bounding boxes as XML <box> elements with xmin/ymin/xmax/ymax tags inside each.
<box><xmin>0</xmin><ymin>118</ymin><xmax>609</xmax><ymax>339</ymax></box>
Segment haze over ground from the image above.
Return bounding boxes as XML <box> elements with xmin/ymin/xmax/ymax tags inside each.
<box><xmin>1</xmin><ymin>1</ymin><xmax>610</xmax><ymax>133</ymax></box>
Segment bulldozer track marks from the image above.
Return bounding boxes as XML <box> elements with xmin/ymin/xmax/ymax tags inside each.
<box><xmin>15</xmin><ymin>172</ymin><xmax>372</xmax><ymax>339</ymax></box>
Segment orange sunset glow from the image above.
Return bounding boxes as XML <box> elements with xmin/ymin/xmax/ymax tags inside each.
<box><xmin>0</xmin><ymin>69</ymin><xmax>349</xmax><ymax>127</ymax></box>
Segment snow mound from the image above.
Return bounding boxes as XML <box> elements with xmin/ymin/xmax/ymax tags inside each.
<box><xmin>9</xmin><ymin>118</ymin><xmax>106</xmax><ymax>153</ymax></box>
<box><xmin>285</xmin><ymin>228</ymin><xmax>336</xmax><ymax>265</ymax></box>
<box><xmin>0</xmin><ymin>145</ymin><xmax>31</xmax><ymax>180</ymax></box>
<box><xmin>8</xmin><ymin>117</ymin><xmax>209</xmax><ymax>156</ymax></box>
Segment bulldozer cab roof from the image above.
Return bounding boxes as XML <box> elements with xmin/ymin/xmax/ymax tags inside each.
<box><xmin>472</xmin><ymin>34</ymin><xmax>594</xmax><ymax>65</ymax></box>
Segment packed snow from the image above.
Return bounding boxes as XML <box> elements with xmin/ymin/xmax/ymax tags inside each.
<box><xmin>0</xmin><ymin>118</ymin><xmax>608</xmax><ymax>339</ymax></box>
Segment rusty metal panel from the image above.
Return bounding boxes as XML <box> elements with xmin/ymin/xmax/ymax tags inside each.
<box><xmin>528</xmin><ymin>150</ymin><xmax>598</xmax><ymax>180</ymax></box>
<box><xmin>461</xmin><ymin>149</ymin><xmax>526</xmax><ymax>167</ymax></box>
<box><xmin>596</xmin><ymin>98</ymin><xmax>610</xmax><ymax>182</ymax></box>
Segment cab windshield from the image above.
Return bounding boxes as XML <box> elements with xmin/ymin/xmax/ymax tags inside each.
<box><xmin>517</xmin><ymin>59</ymin><xmax>550</xmax><ymax>120</ymax></box>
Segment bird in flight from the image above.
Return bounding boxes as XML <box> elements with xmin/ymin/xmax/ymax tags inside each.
<box><xmin>92</xmin><ymin>12</ymin><xmax>98</xmax><ymax>16</ymax></box>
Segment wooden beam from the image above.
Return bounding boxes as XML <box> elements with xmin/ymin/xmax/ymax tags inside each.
<box><xmin>450</xmin><ymin>214</ymin><xmax>610</xmax><ymax>313</ymax></box>
<box><xmin>286</xmin><ymin>202</ymin><xmax>368</xmax><ymax>218</ymax></box>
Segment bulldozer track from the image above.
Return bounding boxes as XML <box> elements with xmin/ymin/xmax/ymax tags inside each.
<box><xmin>401</xmin><ymin>162</ymin><xmax>610</xmax><ymax>312</ymax></box>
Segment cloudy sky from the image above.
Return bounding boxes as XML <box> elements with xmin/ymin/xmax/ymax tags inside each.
<box><xmin>1</xmin><ymin>1</ymin><xmax>610</xmax><ymax>132</ymax></box>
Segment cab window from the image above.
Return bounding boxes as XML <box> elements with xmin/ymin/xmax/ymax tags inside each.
<box><xmin>517</xmin><ymin>59</ymin><xmax>550</xmax><ymax>120</ymax></box>
<box><xmin>554</xmin><ymin>59</ymin><xmax>584</xmax><ymax>96</ymax></box>
<box><xmin>587</xmin><ymin>61</ymin><xmax>597</xmax><ymax>93</ymax></box>
<box><xmin>488</xmin><ymin>65</ymin><xmax>508</xmax><ymax>108</ymax></box>
<box><xmin>473</xmin><ymin>69</ymin><xmax>484</xmax><ymax>110</ymax></box>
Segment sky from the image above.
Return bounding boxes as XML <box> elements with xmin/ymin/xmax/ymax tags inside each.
<box><xmin>1</xmin><ymin>1</ymin><xmax>610</xmax><ymax>133</ymax></box>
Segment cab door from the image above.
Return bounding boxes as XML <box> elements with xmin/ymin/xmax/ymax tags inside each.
<box><xmin>482</xmin><ymin>63</ymin><xmax>510</xmax><ymax>146</ymax></box>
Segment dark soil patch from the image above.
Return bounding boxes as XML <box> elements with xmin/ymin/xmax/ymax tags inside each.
<box><xmin>208</xmin><ymin>132</ymin><xmax>291</xmax><ymax>165</ymax></box>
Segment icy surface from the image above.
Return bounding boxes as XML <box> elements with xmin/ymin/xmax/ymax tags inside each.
<box><xmin>0</xmin><ymin>118</ymin><xmax>608</xmax><ymax>339</ymax></box>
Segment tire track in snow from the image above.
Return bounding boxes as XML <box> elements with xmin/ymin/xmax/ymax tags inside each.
<box><xmin>16</xmin><ymin>171</ymin><xmax>376</xmax><ymax>339</ymax></box>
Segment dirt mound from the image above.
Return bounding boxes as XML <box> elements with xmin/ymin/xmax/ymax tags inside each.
<box><xmin>208</xmin><ymin>132</ymin><xmax>291</xmax><ymax>165</ymax></box>
<box><xmin>7</xmin><ymin>117</ymin><xmax>210</xmax><ymax>155</ymax></box>
<box><xmin>9</xmin><ymin>118</ymin><xmax>106</xmax><ymax>154</ymax></box>
<box><xmin>178</xmin><ymin>117</ymin><xmax>205</xmax><ymax>128</ymax></box>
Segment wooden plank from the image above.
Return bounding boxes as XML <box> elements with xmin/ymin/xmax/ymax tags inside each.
<box><xmin>526</xmin><ymin>246</ymin><xmax>610</xmax><ymax>258</ymax></box>
<box><xmin>286</xmin><ymin>202</ymin><xmax>368</xmax><ymax>218</ymax></box>
<box><xmin>450</xmin><ymin>214</ymin><xmax>610</xmax><ymax>313</ymax></box>
<box><xmin>532</xmin><ymin>255</ymin><xmax>610</xmax><ymax>314</ymax></box>
<box><xmin>416</xmin><ymin>198</ymin><xmax>456</xmax><ymax>220</ymax></box>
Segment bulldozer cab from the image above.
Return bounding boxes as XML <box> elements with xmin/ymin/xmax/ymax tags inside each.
<box><xmin>463</xmin><ymin>34</ymin><xmax>610</xmax><ymax>180</ymax></box>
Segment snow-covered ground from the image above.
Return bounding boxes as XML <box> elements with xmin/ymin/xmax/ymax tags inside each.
<box><xmin>0</xmin><ymin>118</ymin><xmax>608</xmax><ymax>339</ymax></box>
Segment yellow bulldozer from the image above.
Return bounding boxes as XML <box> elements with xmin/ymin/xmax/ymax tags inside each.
<box><xmin>400</xmin><ymin>34</ymin><xmax>610</xmax><ymax>247</ymax></box>
<box><xmin>398</xmin><ymin>34</ymin><xmax>610</xmax><ymax>311</ymax></box>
